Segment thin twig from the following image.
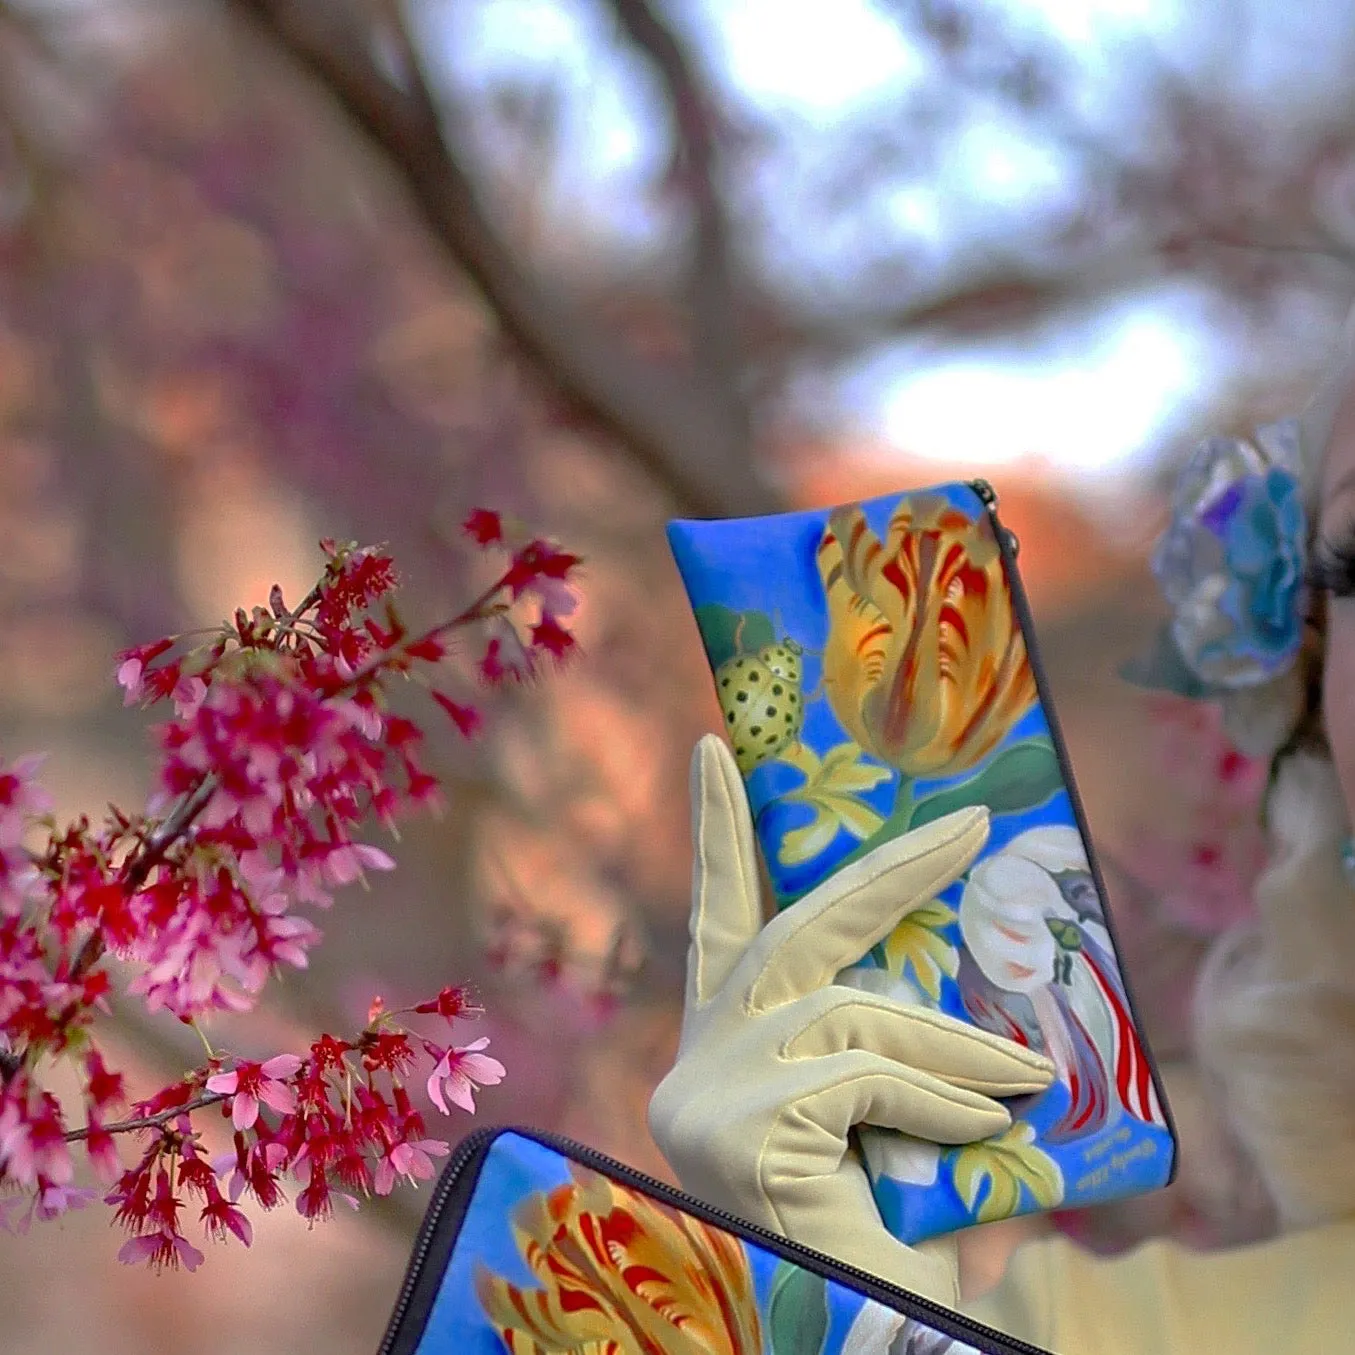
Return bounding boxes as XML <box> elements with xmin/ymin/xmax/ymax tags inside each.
<box><xmin>64</xmin><ymin>773</ymin><xmax>220</xmax><ymax>984</ymax></box>
<box><xmin>121</xmin><ymin>775</ymin><xmax>220</xmax><ymax>896</ymax></box>
<box><xmin>62</xmin><ymin>1091</ymin><xmax>227</xmax><ymax>1142</ymax></box>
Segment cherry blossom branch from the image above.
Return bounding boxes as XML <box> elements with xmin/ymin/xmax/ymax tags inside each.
<box><xmin>125</xmin><ymin>777</ymin><xmax>221</xmax><ymax>890</ymax></box>
<box><xmin>98</xmin><ymin>996</ymin><xmax>433</xmax><ymax>1238</ymax></box>
<box><xmin>62</xmin><ymin>1093</ymin><xmax>227</xmax><ymax>1143</ymax></box>
<box><xmin>0</xmin><ymin>521</ymin><xmax>580</xmax><ymax>1269</ymax></box>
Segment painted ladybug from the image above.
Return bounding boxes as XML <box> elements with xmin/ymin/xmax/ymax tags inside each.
<box><xmin>715</xmin><ymin>638</ymin><xmax>805</xmax><ymax>774</ymax></box>
<box><xmin>757</xmin><ymin>640</ymin><xmax>804</xmax><ymax>688</ymax></box>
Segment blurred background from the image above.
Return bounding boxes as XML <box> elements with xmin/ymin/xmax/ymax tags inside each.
<box><xmin>0</xmin><ymin>0</ymin><xmax>1349</xmax><ymax>1347</ymax></box>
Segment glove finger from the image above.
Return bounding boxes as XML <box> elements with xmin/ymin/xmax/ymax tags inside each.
<box><xmin>749</xmin><ymin>808</ymin><xmax>989</xmax><ymax>1011</ymax></box>
<box><xmin>783</xmin><ymin>989</ymin><xmax>1055</xmax><ymax>1096</ymax></box>
<box><xmin>687</xmin><ymin>736</ymin><xmax>763</xmax><ymax>1005</ymax></box>
<box><xmin>780</xmin><ymin>1050</ymin><xmax>1012</xmax><ymax>1152</ymax></box>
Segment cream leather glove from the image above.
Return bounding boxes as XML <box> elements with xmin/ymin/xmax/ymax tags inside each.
<box><xmin>649</xmin><ymin>736</ymin><xmax>1056</xmax><ymax>1308</ymax></box>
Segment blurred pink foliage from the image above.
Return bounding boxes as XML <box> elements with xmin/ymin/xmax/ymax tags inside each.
<box><xmin>1126</xmin><ymin>694</ymin><xmax>1269</xmax><ymax>939</ymax></box>
<box><xmin>1049</xmin><ymin>692</ymin><xmax>1277</xmax><ymax>1257</ymax></box>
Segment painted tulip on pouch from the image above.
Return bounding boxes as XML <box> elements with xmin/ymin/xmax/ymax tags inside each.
<box><xmin>817</xmin><ymin>495</ymin><xmax>1037</xmax><ymax>780</ymax></box>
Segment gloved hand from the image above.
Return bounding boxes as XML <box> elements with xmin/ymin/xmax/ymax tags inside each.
<box><xmin>649</xmin><ymin>736</ymin><xmax>1056</xmax><ymax>1308</ymax></box>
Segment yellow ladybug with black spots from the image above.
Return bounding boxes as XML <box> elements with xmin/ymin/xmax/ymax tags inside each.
<box><xmin>716</xmin><ymin>637</ymin><xmax>806</xmax><ymax>774</ymax></box>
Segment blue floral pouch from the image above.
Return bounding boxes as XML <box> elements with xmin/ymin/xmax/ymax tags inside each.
<box><xmin>376</xmin><ymin>1125</ymin><xmax>1052</xmax><ymax>1355</ymax></box>
<box><xmin>667</xmin><ymin>481</ymin><xmax>1177</xmax><ymax>1245</ymax></box>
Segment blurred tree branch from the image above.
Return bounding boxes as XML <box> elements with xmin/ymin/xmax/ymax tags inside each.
<box><xmin>223</xmin><ymin>0</ymin><xmax>776</xmax><ymax>518</ymax></box>
<box><xmin>861</xmin><ymin>0</ymin><xmax>1355</xmax><ymax>314</ymax></box>
<box><xmin>600</xmin><ymin>0</ymin><xmax>748</xmax><ymax>458</ymax></box>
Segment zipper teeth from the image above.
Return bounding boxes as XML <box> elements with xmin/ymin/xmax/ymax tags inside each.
<box><xmin>376</xmin><ymin>1125</ymin><xmax>1054</xmax><ymax>1355</ymax></box>
<box><xmin>968</xmin><ymin>479</ymin><xmax>1180</xmax><ymax>1176</ymax></box>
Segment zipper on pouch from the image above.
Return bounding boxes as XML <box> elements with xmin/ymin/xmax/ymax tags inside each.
<box><xmin>968</xmin><ymin>478</ymin><xmax>1179</xmax><ymax>1179</ymax></box>
<box><xmin>376</xmin><ymin>1125</ymin><xmax>1055</xmax><ymax>1355</ymax></box>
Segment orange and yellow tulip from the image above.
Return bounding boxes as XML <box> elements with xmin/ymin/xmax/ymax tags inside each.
<box><xmin>476</xmin><ymin>1165</ymin><xmax>763</xmax><ymax>1355</ymax></box>
<box><xmin>815</xmin><ymin>494</ymin><xmax>1036</xmax><ymax>781</ymax></box>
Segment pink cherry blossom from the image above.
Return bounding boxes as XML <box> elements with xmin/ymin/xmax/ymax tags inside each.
<box><xmin>29</xmin><ymin>1181</ymin><xmax>98</xmax><ymax>1225</ymax></box>
<box><xmin>321</xmin><ymin>842</ymin><xmax>396</xmax><ymax>887</ymax></box>
<box><xmin>478</xmin><ymin>618</ymin><xmax>535</xmax><ymax>684</ymax></box>
<box><xmin>0</xmin><ymin>756</ymin><xmax>50</xmax><ymax>916</ymax></box>
<box><xmin>83</xmin><ymin>1117</ymin><xmax>122</xmax><ymax>1184</ymax></box>
<box><xmin>117</xmin><ymin>1230</ymin><xmax>205</xmax><ymax>1272</ymax></box>
<box><xmin>373</xmin><ymin>1137</ymin><xmax>449</xmax><ymax>1196</ymax></box>
<box><xmin>201</xmin><ymin>1191</ymin><xmax>253</xmax><ymax>1246</ymax></box>
<box><xmin>0</xmin><ymin>1080</ymin><xmax>73</xmax><ymax>1188</ymax></box>
<box><xmin>115</xmin><ymin>656</ymin><xmax>145</xmax><ymax>704</ymax></box>
<box><xmin>426</xmin><ymin>1038</ymin><xmax>506</xmax><ymax>1115</ymax></box>
<box><xmin>205</xmin><ymin>1055</ymin><xmax>303</xmax><ymax>1131</ymax></box>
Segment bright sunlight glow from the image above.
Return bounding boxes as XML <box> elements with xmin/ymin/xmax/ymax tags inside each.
<box><xmin>872</xmin><ymin>302</ymin><xmax>1205</xmax><ymax>479</ymax></box>
<box><xmin>436</xmin><ymin>0</ymin><xmax>1308</xmax><ymax>478</ymax></box>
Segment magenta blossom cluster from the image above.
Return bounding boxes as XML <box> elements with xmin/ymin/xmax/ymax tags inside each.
<box><xmin>0</xmin><ymin>514</ymin><xmax>579</xmax><ymax>1267</ymax></box>
<box><xmin>103</xmin><ymin>987</ymin><xmax>502</xmax><ymax>1270</ymax></box>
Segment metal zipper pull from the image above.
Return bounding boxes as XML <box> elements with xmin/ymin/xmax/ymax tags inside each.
<box><xmin>970</xmin><ymin>478</ymin><xmax>999</xmax><ymax>510</ymax></box>
<box><xmin>968</xmin><ymin>478</ymin><xmax>1020</xmax><ymax>558</ymax></box>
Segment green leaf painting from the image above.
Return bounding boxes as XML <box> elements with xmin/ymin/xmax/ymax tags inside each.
<box><xmin>1046</xmin><ymin>917</ymin><xmax>1083</xmax><ymax>951</ymax></box>
<box><xmin>950</xmin><ymin>1122</ymin><xmax>1063</xmax><ymax>1225</ymax></box>
<box><xmin>906</xmin><ymin>738</ymin><xmax>1062</xmax><ymax>829</ymax></box>
<box><xmin>820</xmin><ymin>736</ymin><xmax>1062</xmax><ymax>883</ymax></box>
<box><xmin>694</xmin><ymin>603</ymin><xmax>776</xmax><ymax>671</ymax></box>
<box><xmin>766</xmin><ymin>1261</ymin><xmax>830</xmax><ymax>1355</ymax></box>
